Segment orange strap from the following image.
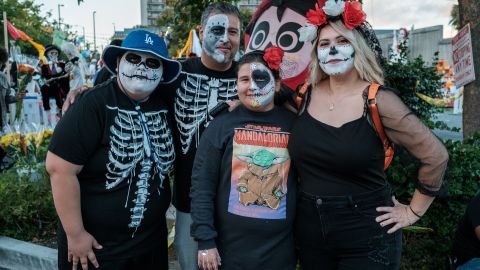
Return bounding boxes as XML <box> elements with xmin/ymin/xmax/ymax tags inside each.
<box><xmin>367</xmin><ymin>83</ymin><xmax>394</xmax><ymax>170</ymax></box>
<box><xmin>296</xmin><ymin>82</ymin><xmax>311</xmax><ymax>109</ymax></box>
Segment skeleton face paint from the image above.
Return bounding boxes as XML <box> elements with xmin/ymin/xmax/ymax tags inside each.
<box><xmin>203</xmin><ymin>14</ymin><xmax>230</xmax><ymax>63</ymax></box>
<box><xmin>119</xmin><ymin>51</ymin><xmax>163</xmax><ymax>96</ymax></box>
<box><xmin>47</xmin><ymin>50</ymin><xmax>59</xmax><ymax>63</ymax></box>
<box><xmin>238</xmin><ymin>62</ymin><xmax>275</xmax><ymax>109</ymax></box>
<box><xmin>317</xmin><ymin>44</ymin><xmax>355</xmax><ymax>76</ymax></box>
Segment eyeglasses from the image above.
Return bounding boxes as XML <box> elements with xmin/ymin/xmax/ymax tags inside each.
<box><xmin>125</xmin><ymin>53</ymin><xmax>162</xmax><ymax>69</ymax></box>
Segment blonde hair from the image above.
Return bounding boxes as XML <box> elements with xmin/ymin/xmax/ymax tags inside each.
<box><xmin>309</xmin><ymin>20</ymin><xmax>384</xmax><ymax>88</ymax></box>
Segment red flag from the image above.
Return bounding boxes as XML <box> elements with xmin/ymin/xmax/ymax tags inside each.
<box><xmin>6</xmin><ymin>20</ymin><xmax>30</xmax><ymax>41</ymax></box>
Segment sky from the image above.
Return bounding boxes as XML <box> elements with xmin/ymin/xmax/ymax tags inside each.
<box><xmin>34</xmin><ymin>0</ymin><xmax>458</xmax><ymax>50</ymax></box>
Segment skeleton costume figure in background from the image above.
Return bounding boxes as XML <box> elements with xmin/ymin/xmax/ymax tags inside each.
<box><xmin>40</xmin><ymin>44</ymin><xmax>70</xmax><ymax>111</ymax></box>
<box><xmin>61</xmin><ymin>42</ymin><xmax>88</xmax><ymax>90</ymax></box>
<box><xmin>248</xmin><ymin>62</ymin><xmax>275</xmax><ymax>107</ymax></box>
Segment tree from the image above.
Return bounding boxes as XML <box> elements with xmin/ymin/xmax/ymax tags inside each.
<box><xmin>449</xmin><ymin>4</ymin><xmax>460</xmax><ymax>30</ymax></box>
<box><xmin>458</xmin><ymin>0</ymin><xmax>480</xmax><ymax>138</ymax></box>
<box><xmin>0</xmin><ymin>0</ymin><xmax>54</xmax><ymax>56</ymax></box>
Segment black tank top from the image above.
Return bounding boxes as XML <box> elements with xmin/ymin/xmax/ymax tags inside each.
<box><xmin>288</xmin><ymin>110</ymin><xmax>386</xmax><ymax>196</ymax></box>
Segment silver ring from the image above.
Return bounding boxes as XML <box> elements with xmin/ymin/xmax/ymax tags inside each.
<box><xmin>201</xmin><ymin>250</ymin><xmax>208</xmax><ymax>256</ymax></box>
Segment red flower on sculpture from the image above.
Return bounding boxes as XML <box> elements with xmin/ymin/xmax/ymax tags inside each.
<box><xmin>306</xmin><ymin>3</ymin><xmax>327</xmax><ymax>26</ymax></box>
<box><xmin>264</xmin><ymin>46</ymin><xmax>284</xmax><ymax>71</ymax></box>
<box><xmin>342</xmin><ymin>1</ymin><xmax>366</xmax><ymax>30</ymax></box>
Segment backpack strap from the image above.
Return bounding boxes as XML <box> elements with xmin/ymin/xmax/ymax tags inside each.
<box><xmin>367</xmin><ymin>83</ymin><xmax>394</xmax><ymax>170</ymax></box>
<box><xmin>296</xmin><ymin>81</ymin><xmax>311</xmax><ymax>109</ymax></box>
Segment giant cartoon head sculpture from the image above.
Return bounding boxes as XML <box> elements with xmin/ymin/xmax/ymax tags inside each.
<box><xmin>245</xmin><ymin>0</ymin><xmax>317</xmax><ymax>91</ymax></box>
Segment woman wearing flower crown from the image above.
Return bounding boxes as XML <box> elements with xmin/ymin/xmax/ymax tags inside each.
<box><xmin>190</xmin><ymin>47</ymin><xmax>298</xmax><ymax>270</ymax></box>
<box><xmin>288</xmin><ymin>0</ymin><xmax>449</xmax><ymax>269</ymax></box>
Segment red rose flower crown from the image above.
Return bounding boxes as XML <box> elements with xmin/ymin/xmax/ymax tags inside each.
<box><xmin>263</xmin><ymin>46</ymin><xmax>284</xmax><ymax>71</ymax></box>
<box><xmin>299</xmin><ymin>0</ymin><xmax>367</xmax><ymax>43</ymax></box>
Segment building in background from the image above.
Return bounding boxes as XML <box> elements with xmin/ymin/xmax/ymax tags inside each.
<box><xmin>237</xmin><ymin>0</ymin><xmax>262</xmax><ymax>11</ymax></box>
<box><xmin>140</xmin><ymin>0</ymin><xmax>166</xmax><ymax>27</ymax></box>
<box><xmin>376</xmin><ymin>25</ymin><xmax>453</xmax><ymax>66</ymax></box>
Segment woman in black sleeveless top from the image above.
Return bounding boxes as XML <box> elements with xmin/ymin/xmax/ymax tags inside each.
<box><xmin>289</xmin><ymin>2</ymin><xmax>448</xmax><ymax>269</ymax></box>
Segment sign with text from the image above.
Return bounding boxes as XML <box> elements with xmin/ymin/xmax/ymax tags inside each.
<box><xmin>452</xmin><ymin>24</ymin><xmax>476</xmax><ymax>88</ymax></box>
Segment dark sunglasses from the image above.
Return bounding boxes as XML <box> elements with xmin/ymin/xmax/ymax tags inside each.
<box><xmin>125</xmin><ymin>53</ymin><xmax>162</xmax><ymax>69</ymax></box>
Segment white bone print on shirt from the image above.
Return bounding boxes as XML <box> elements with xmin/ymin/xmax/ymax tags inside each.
<box><xmin>105</xmin><ymin>106</ymin><xmax>174</xmax><ymax>236</ymax></box>
<box><xmin>174</xmin><ymin>72</ymin><xmax>237</xmax><ymax>154</ymax></box>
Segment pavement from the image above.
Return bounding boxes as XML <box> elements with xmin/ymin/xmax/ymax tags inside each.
<box><xmin>432</xmin><ymin>110</ymin><xmax>463</xmax><ymax>141</ymax></box>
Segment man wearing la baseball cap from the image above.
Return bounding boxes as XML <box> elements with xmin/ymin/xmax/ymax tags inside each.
<box><xmin>47</xmin><ymin>30</ymin><xmax>180</xmax><ymax>270</ymax></box>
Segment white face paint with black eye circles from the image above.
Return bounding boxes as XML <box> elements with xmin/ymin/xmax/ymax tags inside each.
<box><xmin>203</xmin><ymin>14</ymin><xmax>230</xmax><ymax>63</ymax></box>
<box><xmin>249</xmin><ymin>62</ymin><xmax>275</xmax><ymax>108</ymax></box>
<box><xmin>119</xmin><ymin>51</ymin><xmax>163</xmax><ymax>96</ymax></box>
<box><xmin>317</xmin><ymin>44</ymin><xmax>355</xmax><ymax>76</ymax></box>
<box><xmin>47</xmin><ymin>50</ymin><xmax>59</xmax><ymax>63</ymax></box>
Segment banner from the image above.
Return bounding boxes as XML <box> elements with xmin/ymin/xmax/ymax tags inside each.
<box><xmin>6</xmin><ymin>19</ymin><xmax>46</xmax><ymax>63</ymax></box>
<box><xmin>6</xmin><ymin>20</ymin><xmax>30</xmax><ymax>41</ymax></box>
<box><xmin>416</xmin><ymin>90</ymin><xmax>464</xmax><ymax>107</ymax></box>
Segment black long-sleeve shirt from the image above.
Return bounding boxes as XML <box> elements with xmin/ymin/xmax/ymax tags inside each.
<box><xmin>190</xmin><ymin>105</ymin><xmax>297</xmax><ymax>270</ymax></box>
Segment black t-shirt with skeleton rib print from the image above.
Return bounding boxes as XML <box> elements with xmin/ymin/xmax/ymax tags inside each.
<box><xmin>164</xmin><ymin>57</ymin><xmax>238</xmax><ymax>213</ymax></box>
<box><xmin>49</xmin><ymin>79</ymin><xmax>174</xmax><ymax>260</ymax></box>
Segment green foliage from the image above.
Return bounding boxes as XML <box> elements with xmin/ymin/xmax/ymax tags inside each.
<box><xmin>382</xmin><ymin>45</ymin><xmax>479</xmax><ymax>269</ymax></box>
<box><xmin>449</xmin><ymin>4</ymin><xmax>460</xmax><ymax>30</ymax></box>
<box><xmin>0</xmin><ymin>167</ymin><xmax>56</xmax><ymax>241</ymax></box>
<box><xmin>381</xmin><ymin>46</ymin><xmax>443</xmax><ymax>129</ymax></box>
<box><xmin>387</xmin><ymin>133</ymin><xmax>480</xmax><ymax>270</ymax></box>
<box><xmin>0</xmin><ymin>0</ymin><xmax>55</xmax><ymax>56</ymax></box>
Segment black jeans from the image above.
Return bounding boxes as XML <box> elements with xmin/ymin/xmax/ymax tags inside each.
<box><xmin>295</xmin><ymin>185</ymin><xmax>402</xmax><ymax>270</ymax></box>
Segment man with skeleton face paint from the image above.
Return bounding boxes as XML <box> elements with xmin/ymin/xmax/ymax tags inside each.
<box><xmin>157</xmin><ymin>3</ymin><xmax>243</xmax><ymax>270</ymax></box>
<box><xmin>58</xmin><ymin>4</ymin><xmax>242</xmax><ymax>269</ymax></box>
<box><xmin>40</xmin><ymin>44</ymin><xmax>70</xmax><ymax>111</ymax></box>
<box><xmin>47</xmin><ymin>30</ymin><xmax>181</xmax><ymax>270</ymax></box>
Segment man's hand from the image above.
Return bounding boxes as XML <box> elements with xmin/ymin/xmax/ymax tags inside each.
<box><xmin>62</xmin><ymin>86</ymin><xmax>89</xmax><ymax>115</ymax></box>
<box><xmin>67</xmin><ymin>230</ymin><xmax>102</xmax><ymax>270</ymax></box>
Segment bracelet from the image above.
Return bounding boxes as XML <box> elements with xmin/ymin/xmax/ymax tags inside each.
<box><xmin>408</xmin><ymin>205</ymin><xmax>423</xmax><ymax>219</ymax></box>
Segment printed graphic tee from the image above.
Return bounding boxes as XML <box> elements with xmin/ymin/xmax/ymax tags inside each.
<box><xmin>190</xmin><ymin>105</ymin><xmax>297</xmax><ymax>270</ymax></box>
<box><xmin>165</xmin><ymin>57</ymin><xmax>238</xmax><ymax>213</ymax></box>
<box><xmin>49</xmin><ymin>79</ymin><xmax>174</xmax><ymax>260</ymax></box>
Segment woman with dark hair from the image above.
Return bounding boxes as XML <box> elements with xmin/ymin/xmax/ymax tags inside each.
<box><xmin>190</xmin><ymin>48</ymin><xmax>297</xmax><ymax>270</ymax></box>
<box><xmin>289</xmin><ymin>1</ymin><xmax>448</xmax><ymax>269</ymax></box>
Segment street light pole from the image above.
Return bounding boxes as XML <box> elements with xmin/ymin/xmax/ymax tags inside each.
<box><xmin>57</xmin><ymin>4</ymin><xmax>64</xmax><ymax>29</ymax></box>
<box><xmin>93</xmin><ymin>11</ymin><xmax>97</xmax><ymax>55</ymax></box>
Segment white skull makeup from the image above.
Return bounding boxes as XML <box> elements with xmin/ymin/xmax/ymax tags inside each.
<box><xmin>317</xmin><ymin>44</ymin><xmax>355</xmax><ymax>76</ymax></box>
<box><xmin>47</xmin><ymin>50</ymin><xmax>59</xmax><ymax>63</ymax></box>
<box><xmin>203</xmin><ymin>14</ymin><xmax>230</xmax><ymax>63</ymax></box>
<box><xmin>119</xmin><ymin>51</ymin><xmax>163</xmax><ymax>95</ymax></box>
<box><xmin>249</xmin><ymin>62</ymin><xmax>275</xmax><ymax>108</ymax></box>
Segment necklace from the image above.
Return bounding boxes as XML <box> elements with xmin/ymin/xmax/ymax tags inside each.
<box><xmin>326</xmin><ymin>90</ymin><xmax>354</xmax><ymax>111</ymax></box>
